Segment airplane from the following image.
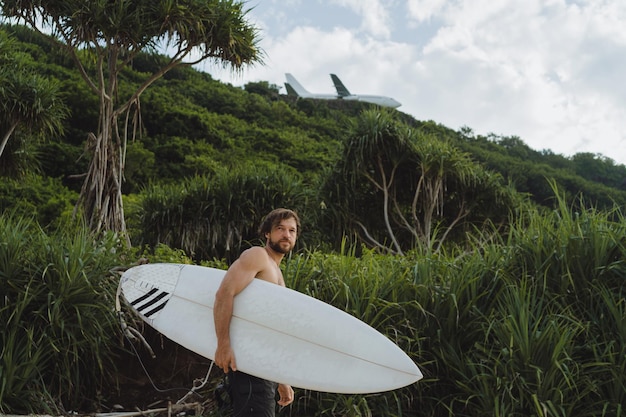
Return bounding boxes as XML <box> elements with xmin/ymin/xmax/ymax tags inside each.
<box><xmin>284</xmin><ymin>73</ymin><xmax>401</xmax><ymax>108</ymax></box>
<box><xmin>284</xmin><ymin>82</ymin><xmax>299</xmax><ymax>97</ymax></box>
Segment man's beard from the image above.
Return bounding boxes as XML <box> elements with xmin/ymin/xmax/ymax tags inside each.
<box><xmin>268</xmin><ymin>238</ymin><xmax>293</xmax><ymax>254</ymax></box>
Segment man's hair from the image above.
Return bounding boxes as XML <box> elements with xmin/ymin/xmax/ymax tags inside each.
<box><xmin>258</xmin><ymin>208</ymin><xmax>301</xmax><ymax>237</ymax></box>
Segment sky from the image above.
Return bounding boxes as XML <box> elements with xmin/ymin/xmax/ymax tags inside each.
<box><xmin>199</xmin><ymin>0</ymin><xmax>626</xmax><ymax>166</ymax></box>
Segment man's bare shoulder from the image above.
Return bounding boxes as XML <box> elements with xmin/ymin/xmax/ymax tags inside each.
<box><xmin>237</xmin><ymin>246</ymin><xmax>269</xmax><ymax>263</ymax></box>
<box><xmin>219</xmin><ymin>247</ymin><xmax>271</xmax><ymax>295</ymax></box>
<box><xmin>237</xmin><ymin>246</ymin><xmax>282</xmax><ymax>284</ymax></box>
<box><xmin>243</xmin><ymin>246</ymin><xmax>268</xmax><ymax>256</ymax></box>
<box><xmin>229</xmin><ymin>246</ymin><xmax>272</xmax><ymax>275</ymax></box>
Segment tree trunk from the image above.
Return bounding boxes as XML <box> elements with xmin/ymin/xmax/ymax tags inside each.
<box><xmin>0</xmin><ymin>121</ymin><xmax>18</xmax><ymax>158</ymax></box>
<box><xmin>76</xmin><ymin>133</ymin><xmax>127</xmax><ymax>241</ymax></box>
<box><xmin>75</xmin><ymin>57</ymin><xmax>129</xmax><ymax>243</ymax></box>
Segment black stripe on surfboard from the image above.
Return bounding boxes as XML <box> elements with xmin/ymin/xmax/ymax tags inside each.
<box><xmin>143</xmin><ymin>300</ymin><xmax>168</xmax><ymax>318</ymax></box>
<box><xmin>136</xmin><ymin>291</ymin><xmax>170</xmax><ymax>313</ymax></box>
<box><xmin>130</xmin><ymin>288</ymin><xmax>159</xmax><ymax>306</ymax></box>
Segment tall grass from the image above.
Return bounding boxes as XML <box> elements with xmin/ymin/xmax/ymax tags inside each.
<box><xmin>281</xmin><ymin>190</ymin><xmax>626</xmax><ymax>416</ymax></box>
<box><xmin>0</xmin><ymin>214</ymin><xmax>125</xmax><ymax>413</ymax></box>
<box><xmin>505</xmin><ymin>190</ymin><xmax>626</xmax><ymax>416</ymax></box>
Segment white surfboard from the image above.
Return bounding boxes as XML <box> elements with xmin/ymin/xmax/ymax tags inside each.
<box><xmin>119</xmin><ymin>263</ymin><xmax>422</xmax><ymax>394</ymax></box>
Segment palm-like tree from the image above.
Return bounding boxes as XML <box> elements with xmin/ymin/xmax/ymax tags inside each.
<box><xmin>341</xmin><ymin>109</ymin><xmax>413</xmax><ymax>253</ymax></box>
<box><xmin>335</xmin><ymin>109</ymin><xmax>510</xmax><ymax>253</ymax></box>
<box><xmin>411</xmin><ymin>137</ymin><xmax>481</xmax><ymax>250</ymax></box>
<box><xmin>1</xmin><ymin>0</ymin><xmax>262</xmax><ymax>239</ymax></box>
<box><xmin>0</xmin><ymin>32</ymin><xmax>67</xmax><ymax>164</ymax></box>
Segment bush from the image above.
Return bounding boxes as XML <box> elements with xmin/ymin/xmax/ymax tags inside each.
<box><xmin>137</xmin><ymin>165</ymin><xmax>312</xmax><ymax>262</ymax></box>
<box><xmin>0</xmin><ymin>174</ymin><xmax>77</xmax><ymax>230</ymax></box>
<box><xmin>0</xmin><ymin>215</ymin><xmax>127</xmax><ymax>413</ymax></box>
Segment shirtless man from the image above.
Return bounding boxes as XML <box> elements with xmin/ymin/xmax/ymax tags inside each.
<box><xmin>213</xmin><ymin>208</ymin><xmax>299</xmax><ymax>417</ymax></box>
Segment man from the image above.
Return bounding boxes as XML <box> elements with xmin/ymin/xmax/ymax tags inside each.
<box><xmin>214</xmin><ymin>208</ymin><xmax>299</xmax><ymax>416</ymax></box>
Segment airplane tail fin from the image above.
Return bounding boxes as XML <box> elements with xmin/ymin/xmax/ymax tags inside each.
<box><xmin>284</xmin><ymin>82</ymin><xmax>299</xmax><ymax>97</ymax></box>
<box><xmin>285</xmin><ymin>73</ymin><xmax>312</xmax><ymax>97</ymax></box>
<box><xmin>330</xmin><ymin>74</ymin><xmax>351</xmax><ymax>97</ymax></box>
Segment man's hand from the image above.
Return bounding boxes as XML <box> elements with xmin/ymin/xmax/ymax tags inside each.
<box><xmin>214</xmin><ymin>343</ymin><xmax>237</xmax><ymax>372</ymax></box>
<box><xmin>277</xmin><ymin>384</ymin><xmax>294</xmax><ymax>406</ymax></box>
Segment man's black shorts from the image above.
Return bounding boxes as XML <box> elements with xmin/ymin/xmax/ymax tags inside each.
<box><xmin>229</xmin><ymin>371</ymin><xmax>278</xmax><ymax>417</ymax></box>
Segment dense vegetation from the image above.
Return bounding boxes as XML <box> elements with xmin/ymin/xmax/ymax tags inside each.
<box><xmin>1</xmin><ymin>23</ymin><xmax>626</xmax><ymax>416</ymax></box>
<box><xmin>2</xmin><ymin>193</ymin><xmax>625</xmax><ymax>416</ymax></box>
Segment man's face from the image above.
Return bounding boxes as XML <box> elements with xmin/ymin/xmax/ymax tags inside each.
<box><xmin>266</xmin><ymin>218</ymin><xmax>298</xmax><ymax>254</ymax></box>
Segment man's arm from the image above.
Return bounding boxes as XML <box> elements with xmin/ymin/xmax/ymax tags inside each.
<box><xmin>213</xmin><ymin>248</ymin><xmax>263</xmax><ymax>372</ymax></box>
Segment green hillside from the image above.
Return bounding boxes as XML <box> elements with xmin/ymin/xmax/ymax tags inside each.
<box><xmin>3</xmin><ymin>23</ymin><xmax>625</xmax><ymax>206</ymax></box>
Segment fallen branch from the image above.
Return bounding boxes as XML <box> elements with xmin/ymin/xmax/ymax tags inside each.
<box><xmin>94</xmin><ymin>402</ymin><xmax>201</xmax><ymax>417</ymax></box>
<box><xmin>2</xmin><ymin>402</ymin><xmax>201</xmax><ymax>417</ymax></box>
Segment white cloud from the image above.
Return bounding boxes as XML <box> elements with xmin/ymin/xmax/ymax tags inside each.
<box><xmin>397</xmin><ymin>0</ymin><xmax>626</xmax><ymax>160</ymax></box>
<box><xmin>406</xmin><ymin>0</ymin><xmax>447</xmax><ymax>23</ymax></box>
<box><xmin>330</xmin><ymin>0</ymin><xmax>393</xmax><ymax>38</ymax></box>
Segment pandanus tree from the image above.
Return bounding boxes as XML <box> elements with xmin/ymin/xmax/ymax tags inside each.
<box><xmin>330</xmin><ymin>109</ymin><xmax>515</xmax><ymax>254</ymax></box>
<box><xmin>0</xmin><ymin>0</ymin><xmax>262</xmax><ymax>239</ymax></box>
<box><xmin>0</xmin><ymin>31</ymin><xmax>68</xmax><ymax>171</ymax></box>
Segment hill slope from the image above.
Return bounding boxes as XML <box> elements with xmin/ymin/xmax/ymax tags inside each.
<box><xmin>4</xmin><ymin>24</ymin><xmax>626</xmax><ymax>209</ymax></box>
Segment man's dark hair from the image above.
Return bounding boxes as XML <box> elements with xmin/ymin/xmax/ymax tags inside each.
<box><xmin>258</xmin><ymin>208</ymin><xmax>301</xmax><ymax>237</ymax></box>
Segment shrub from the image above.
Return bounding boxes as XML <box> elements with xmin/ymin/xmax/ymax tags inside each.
<box><xmin>0</xmin><ymin>215</ymin><xmax>126</xmax><ymax>413</ymax></box>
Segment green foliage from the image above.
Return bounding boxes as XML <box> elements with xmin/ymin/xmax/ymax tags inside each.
<box><xmin>571</xmin><ymin>152</ymin><xmax>626</xmax><ymax>190</ymax></box>
<box><xmin>122</xmin><ymin>139</ymin><xmax>157</xmax><ymax>193</ymax></box>
<box><xmin>137</xmin><ymin>165</ymin><xmax>312</xmax><ymax>262</ymax></box>
<box><xmin>0</xmin><ymin>130</ymin><xmax>41</xmax><ymax>176</ymax></box>
<box><xmin>0</xmin><ymin>29</ymin><xmax>69</xmax><ymax>174</ymax></box>
<box><xmin>454</xmin><ymin>130</ymin><xmax>626</xmax><ymax>209</ymax></box>
<box><xmin>320</xmin><ymin>109</ymin><xmax>518</xmax><ymax>253</ymax></box>
<box><xmin>244</xmin><ymin>80</ymin><xmax>281</xmax><ymax>97</ymax></box>
<box><xmin>0</xmin><ymin>174</ymin><xmax>77</xmax><ymax>229</ymax></box>
<box><xmin>0</xmin><ymin>215</ymin><xmax>127</xmax><ymax>413</ymax></box>
<box><xmin>139</xmin><ymin>243</ymin><xmax>194</xmax><ymax>264</ymax></box>
<box><xmin>139</xmin><ymin>77</ymin><xmax>342</xmax><ymax>179</ymax></box>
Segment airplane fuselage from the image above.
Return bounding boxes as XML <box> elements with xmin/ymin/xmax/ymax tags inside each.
<box><xmin>339</xmin><ymin>94</ymin><xmax>401</xmax><ymax>108</ymax></box>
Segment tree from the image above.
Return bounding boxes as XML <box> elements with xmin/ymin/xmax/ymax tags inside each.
<box><xmin>340</xmin><ymin>109</ymin><xmax>412</xmax><ymax>253</ymax></box>
<box><xmin>571</xmin><ymin>152</ymin><xmax>624</xmax><ymax>188</ymax></box>
<box><xmin>0</xmin><ymin>31</ymin><xmax>67</xmax><ymax>165</ymax></box>
<box><xmin>327</xmin><ymin>109</ymin><xmax>515</xmax><ymax>254</ymax></box>
<box><xmin>244</xmin><ymin>80</ymin><xmax>280</xmax><ymax>98</ymax></box>
<box><xmin>0</xmin><ymin>0</ymin><xmax>262</xmax><ymax>239</ymax></box>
